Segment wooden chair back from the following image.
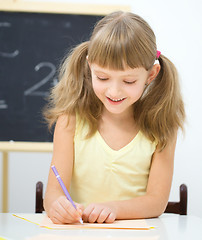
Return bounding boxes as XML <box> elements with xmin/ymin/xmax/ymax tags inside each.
<box><xmin>164</xmin><ymin>184</ymin><xmax>187</xmax><ymax>215</ymax></box>
<box><xmin>35</xmin><ymin>182</ymin><xmax>187</xmax><ymax>215</ymax></box>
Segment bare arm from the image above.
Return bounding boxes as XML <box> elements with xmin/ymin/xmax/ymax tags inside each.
<box><xmin>82</xmin><ymin>133</ymin><xmax>177</xmax><ymax>222</ymax></box>
<box><xmin>44</xmin><ymin>114</ymin><xmax>83</xmax><ymax>224</ymax></box>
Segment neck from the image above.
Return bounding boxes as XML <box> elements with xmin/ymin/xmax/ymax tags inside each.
<box><xmin>98</xmin><ymin>107</ymin><xmax>139</xmax><ymax>147</ymax></box>
<box><xmin>102</xmin><ymin>107</ymin><xmax>134</xmax><ymax>123</ymax></box>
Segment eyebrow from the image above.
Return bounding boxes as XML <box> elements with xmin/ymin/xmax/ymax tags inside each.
<box><xmin>93</xmin><ymin>69</ymin><xmax>139</xmax><ymax>78</ymax></box>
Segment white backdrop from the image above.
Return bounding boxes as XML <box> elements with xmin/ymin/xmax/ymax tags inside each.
<box><xmin>0</xmin><ymin>0</ymin><xmax>202</xmax><ymax>217</ymax></box>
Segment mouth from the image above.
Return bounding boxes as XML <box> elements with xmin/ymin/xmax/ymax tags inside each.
<box><xmin>107</xmin><ymin>97</ymin><xmax>126</xmax><ymax>104</ymax></box>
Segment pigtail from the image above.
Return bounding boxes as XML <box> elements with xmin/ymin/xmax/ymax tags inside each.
<box><xmin>66</xmin><ymin>41</ymin><xmax>102</xmax><ymax>133</ymax></box>
<box><xmin>135</xmin><ymin>55</ymin><xmax>185</xmax><ymax>150</ymax></box>
<box><xmin>43</xmin><ymin>41</ymin><xmax>102</xmax><ymax>131</ymax></box>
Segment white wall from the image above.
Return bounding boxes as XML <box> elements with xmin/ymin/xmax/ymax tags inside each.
<box><xmin>1</xmin><ymin>0</ymin><xmax>202</xmax><ymax>217</ymax></box>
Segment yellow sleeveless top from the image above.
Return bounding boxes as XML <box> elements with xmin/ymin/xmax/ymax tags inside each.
<box><xmin>70</xmin><ymin>115</ymin><xmax>157</xmax><ymax>207</ymax></box>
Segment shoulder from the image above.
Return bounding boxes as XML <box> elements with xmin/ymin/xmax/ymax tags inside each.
<box><xmin>139</xmin><ymin>131</ymin><xmax>157</xmax><ymax>149</ymax></box>
<box><xmin>54</xmin><ymin>113</ymin><xmax>76</xmax><ymax>139</ymax></box>
<box><xmin>52</xmin><ymin>113</ymin><xmax>76</xmax><ymax>165</ymax></box>
<box><xmin>150</xmin><ymin>131</ymin><xmax>178</xmax><ymax>170</ymax></box>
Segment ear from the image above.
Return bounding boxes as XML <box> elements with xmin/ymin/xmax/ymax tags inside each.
<box><xmin>147</xmin><ymin>64</ymin><xmax>161</xmax><ymax>84</ymax></box>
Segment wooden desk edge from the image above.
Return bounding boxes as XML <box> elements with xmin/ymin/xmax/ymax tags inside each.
<box><xmin>0</xmin><ymin>141</ymin><xmax>53</xmax><ymax>152</ymax></box>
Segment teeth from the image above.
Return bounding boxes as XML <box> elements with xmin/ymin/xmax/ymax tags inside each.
<box><xmin>109</xmin><ymin>97</ymin><xmax>125</xmax><ymax>102</ymax></box>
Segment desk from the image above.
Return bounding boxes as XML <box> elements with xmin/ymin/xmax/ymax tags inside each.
<box><xmin>0</xmin><ymin>213</ymin><xmax>202</xmax><ymax>240</ymax></box>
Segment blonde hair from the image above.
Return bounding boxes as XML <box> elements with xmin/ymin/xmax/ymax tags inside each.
<box><xmin>44</xmin><ymin>11</ymin><xmax>185</xmax><ymax>150</ymax></box>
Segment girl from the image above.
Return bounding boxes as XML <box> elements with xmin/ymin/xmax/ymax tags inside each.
<box><xmin>43</xmin><ymin>11</ymin><xmax>185</xmax><ymax>224</ymax></box>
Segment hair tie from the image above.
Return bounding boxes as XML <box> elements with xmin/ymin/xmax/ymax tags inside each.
<box><xmin>156</xmin><ymin>50</ymin><xmax>161</xmax><ymax>59</ymax></box>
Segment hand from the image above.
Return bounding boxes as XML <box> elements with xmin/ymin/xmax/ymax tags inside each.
<box><xmin>48</xmin><ymin>195</ymin><xmax>84</xmax><ymax>224</ymax></box>
<box><xmin>82</xmin><ymin>203</ymin><xmax>117</xmax><ymax>223</ymax></box>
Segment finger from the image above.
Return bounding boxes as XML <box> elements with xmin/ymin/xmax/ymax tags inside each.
<box><xmin>50</xmin><ymin>215</ymin><xmax>62</xmax><ymax>224</ymax></box>
<box><xmin>51</xmin><ymin>196</ymin><xmax>80</xmax><ymax>223</ymax></box>
<box><xmin>75</xmin><ymin>203</ymin><xmax>84</xmax><ymax>216</ymax></box>
<box><xmin>76</xmin><ymin>203</ymin><xmax>85</xmax><ymax>212</ymax></box>
<box><xmin>82</xmin><ymin>205</ymin><xmax>95</xmax><ymax>223</ymax></box>
<box><xmin>60</xmin><ymin>198</ymin><xmax>82</xmax><ymax>222</ymax></box>
<box><xmin>96</xmin><ymin>208</ymin><xmax>111</xmax><ymax>223</ymax></box>
<box><xmin>55</xmin><ymin>199</ymin><xmax>70</xmax><ymax>217</ymax></box>
<box><xmin>77</xmin><ymin>208</ymin><xmax>83</xmax><ymax>218</ymax></box>
<box><xmin>104</xmin><ymin>212</ymin><xmax>116</xmax><ymax>223</ymax></box>
<box><xmin>49</xmin><ymin>206</ymin><xmax>69</xmax><ymax>224</ymax></box>
<box><xmin>57</xmin><ymin>201</ymin><xmax>80</xmax><ymax>223</ymax></box>
<box><xmin>87</xmin><ymin>207</ymin><xmax>103</xmax><ymax>223</ymax></box>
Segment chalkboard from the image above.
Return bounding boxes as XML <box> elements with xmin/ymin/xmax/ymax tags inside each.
<box><xmin>0</xmin><ymin>11</ymin><xmax>103</xmax><ymax>142</ymax></box>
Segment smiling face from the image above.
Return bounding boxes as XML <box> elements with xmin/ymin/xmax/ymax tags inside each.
<box><xmin>90</xmin><ymin>63</ymin><xmax>151</xmax><ymax>116</ymax></box>
<box><xmin>86</xmin><ymin>12</ymin><xmax>160</xmax><ymax>117</ymax></box>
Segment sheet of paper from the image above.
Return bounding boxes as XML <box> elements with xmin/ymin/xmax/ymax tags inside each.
<box><xmin>27</xmin><ymin>234</ymin><xmax>159</xmax><ymax>240</ymax></box>
<box><xmin>0</xmin><ymin>236</ymin><xmax>9</xmax><ymax>240</ymax></box>
<box><xmin>12</xmin><ymin>213</ymin><xmax>44</xmax><ymax>226</ymax></box>
<box><xmin>0</xmin><ymin>236</ymin><xmax>14</xmax><ymax>240</ymax></box>
<box><xmin>40</xmin><ymin>215</ymin><xmax>151</xmax><ymax>230</ymax></box>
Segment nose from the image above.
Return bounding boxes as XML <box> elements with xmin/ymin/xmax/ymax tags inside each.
<box><xmin>107</xmin><ymin>80</ymin><xmax>122</xmax><ymax>98</ymax></box>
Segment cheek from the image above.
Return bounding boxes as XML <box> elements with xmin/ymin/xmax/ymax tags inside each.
<box><xmin>92</xmin><ymin>79</ymin><xmax>104</xmax><ymax>97</ymax></box>
<box><xmin>127</xmin><ymin>84</ymin><xmax>145</xmax><ymax>99</ymax></box>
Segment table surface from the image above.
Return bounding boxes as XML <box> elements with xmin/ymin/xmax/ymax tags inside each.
<box><xmin>0</xmin><ymin>213</ymin><xmax>202</xmax><ymax>240</ymax></box>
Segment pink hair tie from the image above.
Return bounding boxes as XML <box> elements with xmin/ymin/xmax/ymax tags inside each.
<box><xmin>156</xmin><ymin>50</ymin><xmax>161</xmax><ymax>59</ymax></box>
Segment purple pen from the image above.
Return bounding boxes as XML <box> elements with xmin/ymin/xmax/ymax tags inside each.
<box><xmin>51</xmin><ymin>165</ymin><xmax>83</xmax><ymax>224</ymax></box>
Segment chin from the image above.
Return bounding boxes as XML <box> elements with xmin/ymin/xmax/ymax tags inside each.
<box><xmin>104</xmin><ymin>106</ymin><xmax>129</xmax><ymax>115</ymax></box>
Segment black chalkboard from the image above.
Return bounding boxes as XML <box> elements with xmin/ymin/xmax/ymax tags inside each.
<box><xmin>0</xmin><ymin>11</ymin><xmax>103</xmax><ymax>142</ymax></box>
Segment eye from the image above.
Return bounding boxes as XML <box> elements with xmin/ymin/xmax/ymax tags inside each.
<box><xmin>124</xmin><ymin>80</ymin><xmax>137</xmax><ymax>84</ymax></box>
<box><xmin>96</xmin><ymin>76</ymin><xmax>109</xmax><ymax>81</ymax></box>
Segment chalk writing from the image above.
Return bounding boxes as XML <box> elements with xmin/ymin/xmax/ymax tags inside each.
<box><xmin>0</xmin><ymin>100</ymin><xmax>8</xmax><ymax>109</ymax></box>
<box><xmin>0</xmin><ymin>22</ymin><xmax>19</xmax><ymax>58</ymax></box>
<box><xmin>24</xmin><ymin>62</ymin><xmax>57</xmax><ymax>97</ymax></box>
